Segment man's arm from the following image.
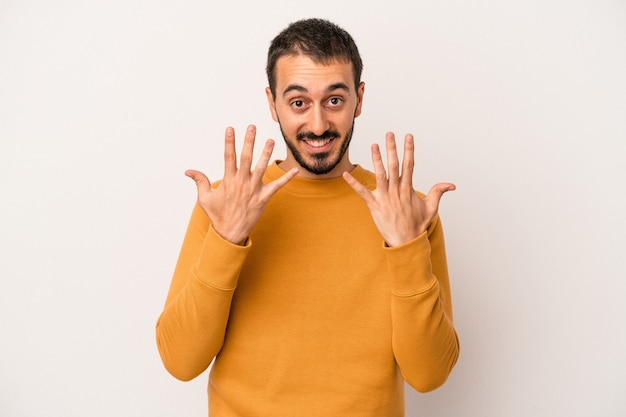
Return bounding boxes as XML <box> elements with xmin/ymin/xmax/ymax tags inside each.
<box><xmin>156</xmin><ymin>205</ymin><xmax>249</xmax><ymax>380</ymax></box>
<box><xmin>344</xmin><ymin>132</ymin><xmax>459</xmax><ymax>391</ymax></box>
<box><xmin>156</xmin><ymin>125</ymin><xmax>297</xmax><ymax>381</ymax></box>
<box><xmin>386</xmin><ymin>215</ymin><xmax>459</xmax><ymax>392</ymax></box>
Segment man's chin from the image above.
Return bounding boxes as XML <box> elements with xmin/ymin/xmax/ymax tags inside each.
<box><xmin>299</xmin><ymin>155</ymin><xmax>339</xmax><ymax>176</ymax></box>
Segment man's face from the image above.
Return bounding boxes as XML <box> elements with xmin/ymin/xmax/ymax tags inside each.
<box><xmin>266</xmin><ymin>54</ymin><xmax>364</xmax><ymax>178</ymax></box>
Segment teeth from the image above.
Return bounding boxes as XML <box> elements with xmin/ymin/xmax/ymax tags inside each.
<box><xmin>304</xmin><ymin>139</ymin><xmax>332</xmax><ymax>148</ymax></box>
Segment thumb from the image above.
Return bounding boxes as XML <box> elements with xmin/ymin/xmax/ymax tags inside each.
<box><xmin>427</xmin><ymin>182</ymin><xmax>456</xmax><ymax>208</ymax></box>
<box><xmin>185</xmin><ymin>169</ymin><xmax>211</xmax><ymax>194</ymax></box>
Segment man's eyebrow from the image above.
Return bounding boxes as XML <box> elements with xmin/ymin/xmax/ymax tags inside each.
<box><xmin>282</xmin><ymin>82</ymin><xmax>351</xmax><ymax>97</ymax></box>
<box><xmin>282</xmin><ymin>84</ymin><xmax>307</xmax><ymax>97</ymax></box>
<box><xmin>327</xmin><ymin>83</ymin><xmax>351</xmax><ymax>93</ymax></box>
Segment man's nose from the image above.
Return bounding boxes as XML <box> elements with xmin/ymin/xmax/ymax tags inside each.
<box><xmin>309</xmin><ymin>106</ymin><xmax>330</xmax><ymax>136</ymax></box>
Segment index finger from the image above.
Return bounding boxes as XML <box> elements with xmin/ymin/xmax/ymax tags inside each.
<box><xmin>251</xmin><ymin>138</ymin><xmax>277</xmax><ymax>182</ymax></box>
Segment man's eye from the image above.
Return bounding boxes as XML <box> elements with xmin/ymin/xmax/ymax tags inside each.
<box><xmin>292</xmin><ymin>100</ymin><xmax>304</xmax><ymax>107</ymax></box>
<box><xmin>329</xmin><ymin>97</ymin><xmax>342</xmax><ymax>106</ymax></box>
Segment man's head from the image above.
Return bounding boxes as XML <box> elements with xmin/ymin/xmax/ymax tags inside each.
<box><xmin>265</xmin><ymin>19</ymin><xmax>365</xmax><ymax>178</ymax></box>
<box><xmin>266</xmin><ymin>18</ymin><xmax>363</xmax><ymax>99</ymax></box>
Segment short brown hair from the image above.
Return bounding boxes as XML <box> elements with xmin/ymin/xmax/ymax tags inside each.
<box><xmin>266</xmin><ymin>18</ymin><xmax>363</xmax><ymax>97</ymax></box>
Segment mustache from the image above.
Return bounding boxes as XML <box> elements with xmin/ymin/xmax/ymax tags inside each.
<box><xmin>296</xmin><ymin>130</ymin><xmax>340</xmax><ymax>141</ymax></box>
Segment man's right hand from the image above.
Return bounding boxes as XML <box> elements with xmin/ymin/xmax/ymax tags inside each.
<box><xmin>185</xmin><ymin>125</ymin><xmax>298</xmax><ymax>245</ymax></box>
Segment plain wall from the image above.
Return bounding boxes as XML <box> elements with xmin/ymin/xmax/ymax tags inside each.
<box><xmin>1</xmin><ymin>0</ymin><xmax>625</xmax><ymax>416</ymax></box>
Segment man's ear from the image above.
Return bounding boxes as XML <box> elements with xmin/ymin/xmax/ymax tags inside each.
<box><xmin>354</xmin><ymin>82</ymin><xmax>365</xmax><ymax>118</ymax></box>
<box><xmin>265</xmin><ymin>87</ymin><xmax>279</xmax><ymax>122</ymax></box>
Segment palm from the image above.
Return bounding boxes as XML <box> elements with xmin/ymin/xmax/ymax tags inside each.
<box><xmin>344</xmin><ymin>132</ymin><xmax>455</xmax><ymax>247</ymax></box>
<box><xmin>186</xmin><ymin>125</ymin><xmax>298</xmax><ymax>245</ymax></box>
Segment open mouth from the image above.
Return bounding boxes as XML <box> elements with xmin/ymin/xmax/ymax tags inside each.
<box><xmin>303</xmin><ymin>138</ymin><xmax>333</xmax><ymax>148</ymax></box>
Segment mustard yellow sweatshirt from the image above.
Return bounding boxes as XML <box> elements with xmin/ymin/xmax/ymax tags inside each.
<box><xmin>156</xmin><ymin>162</ymin><xmax>459</xmax><ymax>417</ymax></box>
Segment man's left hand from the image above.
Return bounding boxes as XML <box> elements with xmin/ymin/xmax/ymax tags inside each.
<box><xmin>343</xmin><ymin>132</ymin><xmax>455</xmax><ymax>247</ymax></box>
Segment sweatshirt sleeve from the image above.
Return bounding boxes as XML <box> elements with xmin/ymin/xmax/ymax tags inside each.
<box><xmin>155</xmin><ymin>203</ymin><xmax>250</xmax><ymax>381</ymax></box>
<box><xmin>386</xmin><ymin>214</ymin><xmax>460</xmax><ymax>392</ymax></box>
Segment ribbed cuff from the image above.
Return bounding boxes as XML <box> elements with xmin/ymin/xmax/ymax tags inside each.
<box><xmin>384</xmin><ymin>231</ymin><xmax>436</xmax><ymax>296</ymax></box>
<box><xmin>192</xmin><ymin>224</ymin><xmax>251</xmax><ymax>290</ymax></box>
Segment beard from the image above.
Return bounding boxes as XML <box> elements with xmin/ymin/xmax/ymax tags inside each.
<box><xmin>279</xmin><ymin>120</ymin><xmax>355</xmax><ymax>175</ymax></box>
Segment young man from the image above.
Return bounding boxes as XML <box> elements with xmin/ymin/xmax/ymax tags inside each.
<box><xmin>156</xmin><ymin>18</ymin><xmax>459</xmax><ymax>417</ymax></box>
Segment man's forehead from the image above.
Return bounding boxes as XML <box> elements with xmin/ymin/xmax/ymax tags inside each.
<box><xmin>274</xmin><ymin>54</ymin><xmax>355</xmax><ymax>93</ymax></box>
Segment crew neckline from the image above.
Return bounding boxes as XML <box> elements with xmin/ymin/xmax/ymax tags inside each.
<box><xmin>264</xmin><ymin>161</ymin><xmax>372</xmax><ymax>195</ymax></box>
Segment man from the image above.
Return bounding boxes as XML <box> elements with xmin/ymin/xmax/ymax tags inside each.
<box><xmin>156</xmin><ymin>18</ymin><xmax>459</xmax><ymax>416</ymax></box>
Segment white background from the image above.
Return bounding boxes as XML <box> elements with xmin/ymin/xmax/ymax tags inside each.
<box><xmin>1</xmin><ymin>0</ymin><xmax>625</xmax><ymax>416</ymax></box>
